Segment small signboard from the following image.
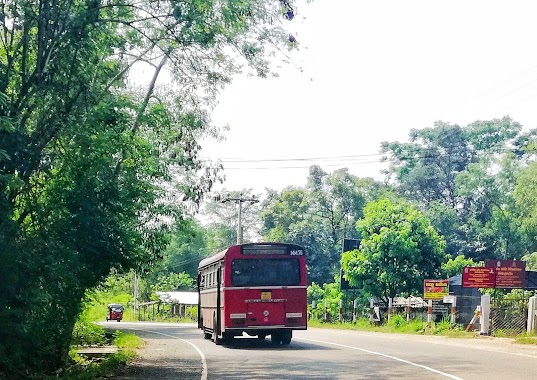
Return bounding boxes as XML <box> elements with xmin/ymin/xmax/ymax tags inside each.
<box><xmin>462</xmin><ymin>267</ymin><xmax>496</xmax><ymax>288</ymax></box>
<box><xmin>443</xmin><ymin>295</ymin><xmax>455</xmax><ymax>304</ymax></box>
<box><xmin>432</xmin><ymin>300</ymin><xmax>449</xmax><ymax>314</ymax></box>
<box><xmin>342</xmin><ymin>238</ymin><xmax>359</xmax><ymax>253</ymax></box>
<box><xmin>485</xmin><ymin>260</ymin><xmax>526</xmax><ymax>289</ymax></box>
<box><xmin>340</xmin><ymin>239</ymin><xmax>360</xmax><ymax>291</ymax></box>
<box><xmin>423</xmin><ymin>279</ymin><xmax>449</xmax><ymax>300</ymax></box>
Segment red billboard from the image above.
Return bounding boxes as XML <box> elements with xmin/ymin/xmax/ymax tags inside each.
<box><xmin>462</xmin><ymin>267</ymin><xmax>496</xmax><ymax>288</ymax></box>
<box><xmin>485</xmin><ymin>260</ymin><xmax>526</xmax><ymax>288</ymax></box>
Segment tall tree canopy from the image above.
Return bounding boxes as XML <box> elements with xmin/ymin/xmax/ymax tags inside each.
<box><xmin>381</xmin><ymin>117</ymin><xmax>537</xmax><ymax>261</ymax></box>
<box><xmin>0</xmin><ymin>0</ymin><xmax>300</xmax><ymax>375</ymax></box>
<box><xmin>260</xmin><ymin>166</ymin><xmax>390</xmax><ymax>284</ymax></box>
<box><xmin>341</xmin><ymin>199</ymin><xmax>446</xmax><ymax>301</ymax></box>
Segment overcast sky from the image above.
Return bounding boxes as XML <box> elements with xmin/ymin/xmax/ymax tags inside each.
<box><xmin>200</xmin><ymin>0</ymin><xmax>537</xmax><ymax>195</ymax></box>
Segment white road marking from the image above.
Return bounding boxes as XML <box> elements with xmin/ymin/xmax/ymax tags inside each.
<box><xmin>296</xmin><ymin>337</ymin><xmax>464</xmax><ymax>380</ymax></box>
<box><xmin>123</xmin><ymin>327</ymin><xmax>208</xmax><ymax>380</ymax></box>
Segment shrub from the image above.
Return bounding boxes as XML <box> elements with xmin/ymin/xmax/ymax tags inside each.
<box><xmin>72</xmin><ymin>321</ymin><xmax>106</xmax><ymax>346</ymax></box>
<box><xmin>387</xmin><ymin>314</ymin><xmax>406</xmax><ymax>329</ymax></box>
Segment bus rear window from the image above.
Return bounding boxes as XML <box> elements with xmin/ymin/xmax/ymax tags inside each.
<box><xmin>231</xmin><ymin>259</ymin><xmax>300</xmax><ymax>287</ymax></box>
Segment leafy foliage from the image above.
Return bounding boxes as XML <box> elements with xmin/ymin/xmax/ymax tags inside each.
<box><xmin>0</xmin><ymin>0</ymin><xmax>300</xmax><ymax>376</ymax></box>
<box><xmin>381</xmin><ymin>118</ymin><xmax>537</xmax><ymax>261</ymax></box>
<box><xmin>152</xmin><ymin>272</ymin><xmax>195</xmax><ymax>292</ymax></box>
<box><xmin>522</xmin><ymin>252</ymin><xmax>537</xmax><ymax>271</ymax></box>
<box><xmin>342</xmin><ymin>199</ymin><xmax>446</xmax><ymax>301</ymax></box>
<box><xmin>441</xmin><ymin>255</ymin><xmax>479</xmax><ymax>278</ymax></box>
<box><xmin>260</xmin><ymin>167</ymin><xmax>390</xmax><ymax>284</ymax></box>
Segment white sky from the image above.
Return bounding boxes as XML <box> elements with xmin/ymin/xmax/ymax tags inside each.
<box><xmin>201</xmin><ymin>0</ymin><xmax>537</xmax><ymax>195</ymax></box>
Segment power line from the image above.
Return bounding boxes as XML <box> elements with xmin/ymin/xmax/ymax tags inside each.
<box><xmin>202</xmin><ymin>139</ymin><xmax>520</xmax><ymax>169</ymax></box>
<box><xmin>222</xmin><ymin>160</ymin><xmax>384</xmax><ymax>170</ymax></box>
<box><xmin>216</xmin><ymin>146</ymin><xmax>518</xmax><ymax>171</ymax></box>
<box><xmin>201</xmin><ymin>152</ymin><xmax>384</xmax><ymax>163</ymax></box>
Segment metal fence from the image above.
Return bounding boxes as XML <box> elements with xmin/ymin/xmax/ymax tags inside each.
<box><xmin>328</xmin><ymin>293</ymin><xmax>532</xmax><ymax>336</ymax></box>
<box><xmin>333</xmin><ymin>296</ymin><xmax>481</xmax><ymax>325</ymax></box>
<box><xmin>490</xmin><ymin>296</ymin><xmax>529</xmax><ymax>336</ymax></box>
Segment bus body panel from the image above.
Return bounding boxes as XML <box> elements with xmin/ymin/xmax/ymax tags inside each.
<box><xmin>198</xmin><ymin>243</ymin><xmax>307</xmax><ymax>343</ymax></box>
<box><xmin>222</xmin><ymin>287</ymin><xmax>307</xmax><ymax>331</ymax></box>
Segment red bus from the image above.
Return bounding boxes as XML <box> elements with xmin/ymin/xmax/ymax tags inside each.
<box><xmin>197</xmin><ymin>242</ymin><xmax>307</xmax><ymax>345</ymax></box>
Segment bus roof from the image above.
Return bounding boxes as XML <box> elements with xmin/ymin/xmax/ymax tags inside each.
<box><xmin>197</xmin><ymin>242</ymin><xmax>304</xmax><ymax>269</ymax></box>
<box><xmin>198</xmin><ymin>246</ymin><xmax>229</xmax><ymax>268</ymax></box>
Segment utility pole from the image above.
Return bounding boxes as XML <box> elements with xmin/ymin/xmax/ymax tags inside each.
<box><xmin>218</xmin><ymin>193</ymin><xmax>259</xmax><ymax>244</ymax></box>
<box><xmin>133</xmin><ymin>271</ymin><xmax>139</xmax><ymax>320</ymax></box>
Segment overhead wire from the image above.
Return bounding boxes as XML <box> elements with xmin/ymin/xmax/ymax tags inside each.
<box><xmin>203</xmin><ymin>142</ymin><xmax>519</xmax><ymax>171</ymax></box>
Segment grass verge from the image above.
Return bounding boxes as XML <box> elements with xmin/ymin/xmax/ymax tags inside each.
<box><xmin>310</xmin><ymin>317</ymin><xmax>537</xmax><ymax>343</ymax></box>
<box><xmin>308</xmin><ymin>317</ymin><xmax>477</xmax><ymax>339</ymax></box>
<box><xmin>514</xmin><ymin>334</ymin><xmax>537</xmax><ymax>345</ymax></box>
<box><xmin>42</xmin><ymin>331</ymin><xmax>143</xmax><ymax>380</ymax></box>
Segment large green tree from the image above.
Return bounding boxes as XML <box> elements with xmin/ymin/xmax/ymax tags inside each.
<box><xmin>455</xmin><ymin>154</ymin><xmax>529</xmax><ymax>260</ymax></box>
<box><xmin>0</xmin><ymin>0</ymin><xmax>300</xmax><ymax>375</ymax></box>
<box><xmin>260</xmin><ymin>166</ymin><xmax>390</xmax><ymax>284</ymax></box>
<box><xmin>381</xmin><ymin>118</ymin><xmax>537</xmax><ymax>260</ymax></box>
<box><xmin>341</xmin><ymin>199</ymin><xmax>446</xmax><ymax>301</ymax></box>
<box><xmin>514</xmin><ymin>158</ymin><xmax>537</xmax><ymax>250</ymax></box>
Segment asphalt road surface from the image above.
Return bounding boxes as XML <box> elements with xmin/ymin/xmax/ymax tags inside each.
<box><xmin>103</xmin><ymin>322</ymin><xmax>537</xmax><ymax>380</ymax></box>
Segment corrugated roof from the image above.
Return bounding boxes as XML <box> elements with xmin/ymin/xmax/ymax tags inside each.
<box><xmin>155</xmin><ymin>291</ymin><xmax>198</xmax><ymax>305</ymax></box>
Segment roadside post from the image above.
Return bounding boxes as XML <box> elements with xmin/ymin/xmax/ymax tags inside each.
<box><xmin>352</xmin><ymin>298</ymin><xmax>358</xmax><ymax>323</ymax></box>
<box><xmin>338</xmin><ymin>299</ymin><xmax>343</xmax><ymax>322</ymax></box>
<box><xmin>427</xmin><ymin>300</ymin><xmax>433</xmax><ymax>323</ymax></box>
<box><xmin>406</xmin><ymin>298</ymin><xmax>411</xmax><ymax>322</ymax></box>
<box><xmin>527</xmin><ymin>296</ymin><xmax>537</xmax><ymax>334</ymax></box>
<box><xmin>450</xmin><ymin>296</ymin><xmax>457</xmax><ymax>324</ymax></box>
<box><xmin>324</xmin><ymin>300</ymin><xmax>328</xmax><ymax>322</ymax></box>
<box><xmin>388</xmin><ymin>298</ymin><xmax>393</xmax><ymax>321</ymax></box>
<box><xmin>466</xmin><ymin>306</ymin><xmax>481</xmax><ymax>332</ymax></box>
<box><xmin>480</xmin><ymin>294</ymin><xmax>490</xmax><ymax>335</ymax></box>
<box><xmin>311</xmin><ymin>301</ymin><xmax>316</xmax><ymax>320</ymax></box>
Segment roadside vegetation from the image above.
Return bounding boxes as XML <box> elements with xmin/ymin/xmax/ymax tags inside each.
<box><xmin>38</xmin><ymin>310</ymin><xmax>143</xmax><ymax>380</ymax></box>
<box><xmin>44</xmin><ymin>331</ymin><xmax>143</xmax><ymax>380</ymax></box>
<box><xmin>514</xmin><ymin>334</ymin><xmax>537</xmax><ymax>345</ymax></box>
<box><xmin>308</xmin><ymin>317</ymin><xmax>475</xmax><ymax>339</ymax></box>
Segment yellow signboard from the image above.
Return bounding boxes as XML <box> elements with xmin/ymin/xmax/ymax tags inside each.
<box><xmin>423</xmin><ymin>279</ymin><xmax>449</xmax><ymax>300</ymax></box>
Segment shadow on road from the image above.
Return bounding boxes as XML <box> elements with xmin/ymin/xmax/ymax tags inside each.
<box><xmin>222</xmin><ymin>337</ymin><xmax>335</xmax><ymax>351</ymax></box>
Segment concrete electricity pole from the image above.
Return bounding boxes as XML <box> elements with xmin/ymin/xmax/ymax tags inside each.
<box><xmin>219</xmin><ymin>193</ymin><xmax>259</xmax><ymax>244</ymax></box>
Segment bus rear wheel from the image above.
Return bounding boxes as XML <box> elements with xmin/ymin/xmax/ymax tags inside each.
<box><xmin>271</xmin><ymin>331</ymin><xmax>292</xmax><ymax>345</ymax></box>
<box><xmin>281</xmin><ymin>331</ymin><xmax>292</xmax><ymax>345</ymax></box>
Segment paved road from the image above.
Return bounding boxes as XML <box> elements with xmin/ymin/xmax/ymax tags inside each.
<box><xmin>103</xmin><ymin>322</ymin><xmax>537</xmax><ymax>380</ymax></box>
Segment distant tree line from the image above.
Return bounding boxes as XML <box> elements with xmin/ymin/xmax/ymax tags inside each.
<box><xmin>156</xmin><ymin>117</ymin><xmax>537</xmax><ymax>305</ymax></box>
